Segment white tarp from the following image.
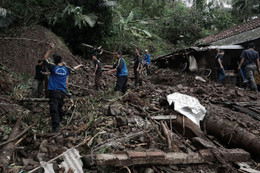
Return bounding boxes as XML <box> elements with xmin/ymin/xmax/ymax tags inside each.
<box><xmin>167</xmin><ymin>93</ymin><xmax>206</xmax><ymax>126</ymax></box>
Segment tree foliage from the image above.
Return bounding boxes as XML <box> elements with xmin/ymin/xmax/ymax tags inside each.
<box><xmin>232</xmin><ymin>0</ymin><xmax>260</xmax><ymax>21</ymax></box>
<box><xmin>1</xmin><ymin>0</ymin><xmax>259</xmax><ymax>57</ymax></box>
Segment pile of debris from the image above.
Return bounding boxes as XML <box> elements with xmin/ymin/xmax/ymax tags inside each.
<box><xmin>0</xmin><ymin>56</ymin><xmax>260</xmax><ymax>173</ymax></box>
<box><xmin>0</xmin><ymin>26</ymin><xmax>260</xmax><ymax>173</ymax></box>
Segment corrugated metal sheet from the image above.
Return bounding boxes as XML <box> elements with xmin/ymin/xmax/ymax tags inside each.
<box><xmin>60</xmin><ymin>148</ymin><xmax>84</xmax><ymax>173</ymax></box>
<box><xmin>41</xmin><ymin>162</ymin><xmax>55</xmax><ymax>173</ymax></box>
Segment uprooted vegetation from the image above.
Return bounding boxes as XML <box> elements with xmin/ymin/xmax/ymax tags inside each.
<box><xmin>0</xmin><ymin>28</ymin><xmax>260</xmax><ymax>173</ymax></box>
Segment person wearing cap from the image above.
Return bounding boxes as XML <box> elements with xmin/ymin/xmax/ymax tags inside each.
<box><xmin>92</xmin><ymin>52</ymin><xmax>102</xmax><ymax>91</ymax></box>
<box><xmin>32</xmin><ymin>60</ymin><xmax>46</xmax><ymax>97</ymax></box>
<box><xmin>238</xmin><ymin>43</ymin><xmax>260</xmax><ymax>91</ymax></box>
<box><xmin>144</xmin><ymin>49</ymin><xmax>151</xmax><ymax>75</ymax></box>
<box><xmin>42</xmin><ymin>43</ymin><xmax>77</xmax><ymax>133</ymax></box>
<box><xmin>134</xmin><ymin>48</ymin><xmax>142</xmax><ymax>87</ymax></box>
<box><xmin>105</xmin><ymin>50</ymin><xmax>128</xmax><ymax>95</ymax></box>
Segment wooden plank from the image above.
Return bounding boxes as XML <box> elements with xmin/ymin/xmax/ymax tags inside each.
<box><xmin>151</xmin><ymin>115</ymin><xmax>177</xmax><ymax>120</ymax></box>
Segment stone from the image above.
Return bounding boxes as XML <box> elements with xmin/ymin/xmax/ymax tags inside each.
<box><xmin>37</xmin><ymin>152</ymin><xmax>45</xmax><ymax>162</ymax></box>
<box><xmin>22</xmin><ymin>158</ymin><xmax>38</xmax><ymax>166</ymax></box>
<box><xmin>39</xmin><ymin>139</ymin><xmax>48</xmax><ymax>153</ymax></box>
<box><xmin>49</xmin><ymin>145</ymin><xmax>58</xmax><ymax>153</ymax></box>
<box><xmin>177</xmin><ymin>84</ymin><xmax>183</xmax><ymax>89</ymax></box>
<box><xmin>192</xmin><ymin>137</ymin><xmax>216</xmax><ymax>149</ymax></box>
<box><xmin>116</xmin><ymin>116</ymin><xmax>128</xmax><ymax>127</ymax></box>
<box><xmin>236</xmin><ymin>90</ymin><xmax>244</xmax><ymax>97</ymax></box>
<box><xmin>144</xmin><ymin>168</ymin><xmax>154</xmax><ymax>173</ymax></box>
<box><xmin>108</xmin><ymin>105</ymin><xmax>121</xmax><ymax>116</ymax></box>
<box><xmin>252</xmin><ymin>130</ymin><xmax>259</xmax><ymax>135</ymax></box>
<box><xmin>194</xmin><ymin>88</ymin><xmax>209</xmax><ymax>95</ymax></box>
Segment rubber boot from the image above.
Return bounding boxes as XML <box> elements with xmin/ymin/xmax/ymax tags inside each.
<box><xmin>115</xmin><ymin>91</ymin><xmax>121</xmax><ymax>97</ymax></box>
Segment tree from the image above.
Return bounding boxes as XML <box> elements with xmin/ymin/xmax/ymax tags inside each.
<box><xmin>232</xmin><ymin>0</ymin><xmax>260</xmax><ymax>21</ymax></box>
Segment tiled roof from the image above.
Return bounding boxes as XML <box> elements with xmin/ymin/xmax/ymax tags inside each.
<box><xmin>200</xmin><ymin>17</ymin><xmax>260</xmax><ymax>44</ymax></box>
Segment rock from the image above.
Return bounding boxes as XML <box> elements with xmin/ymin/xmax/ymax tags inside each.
<box><xmin>32</xmin><ymin>107</ymin><xmax>43</xmax><ymax>113</ymax></box>
<box><xmin>49</xmin><ymin>145</ymin><xmax>58</xmax><ymax>153</ymax></box>
<box><xmin>252</xmin><ymin>130</ymin><xmax>259</xmax><ymax>135</ymax></box>
<box><xmin>194</xmin><ymin>88</ymin><xmax>209</xmax><ymax>95</ymax></box>
<box><xmin>67</xmin><ymin>143</ymin><xmax>74</xmax><ymax>148</ymax></box>
<box><xmin>37</xmin><ymin>152</ymin><xmax>45</xmax><ymax>162</ymax></box>
<box><xmin>3</xmin><ymin>135</ymin><xmax>9</xmax><ymax>140</ymax></box>
<box><xmin>177</xmin><ymin>84</ymin><xmax>183</xmax><ymax>89</ymax></box>
<box><xmin>116</xmin><ymin>116</ymin><xmax>128</xmax><ymax>127</ymax></box>
<box><xmin>236</xmin><ymin>90</ymin><xmax>244</xmax><ymax>97</ymax></box>
<box><xmin>22</xmin><ymin>158</ymin><xmax>38</xmax><ymax>166</ymax></box>
<box><xmin>169</xmin><ymin>165</ymin><xmax>179</xmax><ymax>171</ymax></box>
<box><xmin>159</xmin><ymin>98</ymin><xmax>168</xmax><ymax>106</ymax></box>
<box><xmin>192</xmin><ymin>137</ymin><xmax>217</xmax><ymax>149</ymax></box>
<box><xmin>25</xmin><ymin>165</ymin><xmax>35</xmax><ymax>170</ymax></box>
<box><xmin>139</xmin><ymin>136</ymin><xmax>146</xmax><ymax>143</ymax></box>
<box><xmin>144</xmin><ymin>168</ymin><xmax>154</xmax><ymax>173</ymax></box>
<box><xmin>39</xmin><ymin>139</ymin><xmax>48</xmax><ymax>153</ymax></box>
<box><xmin>108</xmin><ymin>105</ymin><xmax>121</xmax><ymax>116</ymax></box>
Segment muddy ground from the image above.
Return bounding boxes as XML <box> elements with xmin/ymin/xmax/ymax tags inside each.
<box><xmin>0</xmin><ymin>27</ymin><xmax>260</xmax><ymax>173</ymax></box>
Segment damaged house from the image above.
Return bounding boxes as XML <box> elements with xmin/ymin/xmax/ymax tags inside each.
<box><xmin>154</xmin><ymin>17</ymin><xmax>260</xmax><ymax>86</ymax></box>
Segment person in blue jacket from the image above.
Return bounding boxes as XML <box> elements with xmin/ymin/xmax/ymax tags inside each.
<box><xmin>42</xmin><ymin>43</ymin><xmax>77</xmax><ymax>133</ymax></box>
<box><xmin>144</xmin><ymin>49</ymin><xmax>151</xmax><ymax>75</ymax></box>
<box><xmin>105</xmin><ymin>51</ymin><xmax>128</xmax><ymax>95</ymax></box>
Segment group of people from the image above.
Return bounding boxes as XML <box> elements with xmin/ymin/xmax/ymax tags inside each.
<box><xmin>215</xmin><ymin>43</ymin><xmax>260</xmax><ymax>91</ymax></box>
<box><xmin>32</xmin><ymin>43</ymin><xmax>151</xmax><ymax>133</ymax></box>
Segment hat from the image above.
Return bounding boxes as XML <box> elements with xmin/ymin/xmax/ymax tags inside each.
<box><xmin>145</xmin><ymin>49</ymin><xmax>148</xmax><ymax>52</ymax></box>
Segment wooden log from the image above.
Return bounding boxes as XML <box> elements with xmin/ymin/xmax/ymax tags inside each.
<box><xmin>83</xmin><ymin>149</ymin><xmax>250</xmax><ymax>167</ymax></box>
<box><xmin>205</xmin><ymin>116</ymin><xmax>260</xmax><ymax>157</ymax></box>
<box><xmin>161</xmin><ymin>121</ymin><xmax>172</xmax><ymax>150</ymax></box>
<box><xmin>0</xmin><ymin>113</ymin><xmax>25</xmax><ymax>171</ymax></box>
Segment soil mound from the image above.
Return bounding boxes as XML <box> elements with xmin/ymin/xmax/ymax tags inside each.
<box><xmin>0</xmin><ymin>25</ymin><xmax>78</xmax><ymax>76</ymax></box>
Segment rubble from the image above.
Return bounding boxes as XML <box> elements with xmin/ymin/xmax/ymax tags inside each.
<box><xmin>0</xmin><ymin>33</ymin><xmax>260</xmax><ymax>172</ymax></box>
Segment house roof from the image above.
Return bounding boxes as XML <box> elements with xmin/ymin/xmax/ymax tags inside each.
<box><xmin>200</xmin><ymin>17</ymin><xmax>260</xmax><ymax>45</ymax></box>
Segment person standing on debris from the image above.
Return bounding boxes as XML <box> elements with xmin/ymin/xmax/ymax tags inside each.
<box><xmin>238</xmin><ymin>43</ymin><xmax>260</xmax><ymax>91</ymax></box>
<box><xmin>104</xmin><ymin>51</ymin><xmax>128</xmax><ymax>95</ymax></box>
<box><xmin>144</xmin><ymin>49</ymin><xmax>151</xmax><ymax>75</ymax></box>
<box><xmin>93</xmin><ymin>45</ymin><xmax>103</xmax><ymax>56</ymax></box>
<box><xmin>32</xmin><ymin>60</ymin><xmax>46</xmax><ymax>97</ymax></box>
<box><xmin>92</xmin><ymin>52</ymin><xmax>102</xmax><ymax>91</ymax></box>
<box><xmin>215</xmin><ymin>50</ymin><xmax>225</xmax><ymax>83</ymax></box>
<box><xmin>134</xmin><ymin>48</ymin><xmax>142</xmax><ymax>87</ymax></box>
<box><xmin>42</xmin><ymin>43</ymin><xmax>72</xmax><ymax>133</ymax></box>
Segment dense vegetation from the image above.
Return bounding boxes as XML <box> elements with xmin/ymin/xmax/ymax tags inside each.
<box><xmin>1</xmin><ymin>0</ymin><xmax>260</xmax><ymax>57</ymax></box>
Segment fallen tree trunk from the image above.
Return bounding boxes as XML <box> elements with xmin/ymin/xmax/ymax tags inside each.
<box><xmin>0</xmin><ymin>113</ymin><xmax>25</xmax><ymax>171</ymax></box>
<box><xmin>83</xmin><ymin>148</ymin><xmax>250</xmax><ymax>167</ymax></box>
<box><xmin>205</xmin><ymin>116</ymin><xmax>260</xmax><ymax>157</ymax></box>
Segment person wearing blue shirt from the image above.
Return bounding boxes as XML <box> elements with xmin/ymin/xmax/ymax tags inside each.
<box><xmin>105</xmin><ymin>51</ymin><xmax>128</xmax><ymax>95</ymax></box>
<box><xmin>42</xmin><ymin>43</ymin><xmax>72</xmax><ymax>133</ymax></box>
<box><xmin>144</xmin><ymin>49</ymin><xmax>151</xmax><ymax>75</ymax></box>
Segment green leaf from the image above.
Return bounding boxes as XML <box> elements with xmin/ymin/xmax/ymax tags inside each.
<box><xmin>126</xmin><ymin>11</ymin><xmax>134</xmax><ymax>23</ymax></box>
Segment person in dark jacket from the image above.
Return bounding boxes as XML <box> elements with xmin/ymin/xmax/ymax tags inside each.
<box><xmin>133</xmin><ymin>48</ymin><xmax>142</xmax><ymax>87</ymax></box>
<box><xmin>32</xmin><ymin>60</ymin><xmax>46</xmax><ymax>97</ymax></box>
<box><xmin>105</xmin><ymin>51</ymin><xmax>128</xmax><ymax>96</ymax></box>
<box><xmin>238</xmin><ymin>43</ymin><xmax>260</xmax><ymax>91</ymax></box>
<box><xmin>215</xmin><ymin>50</ymin><xmax>225</xmax><ymax>83</ymax></box>
<box><xmin>92</xmin><ymin>52</ymin><xmax>102</xmax><ymax>91</ymax></box>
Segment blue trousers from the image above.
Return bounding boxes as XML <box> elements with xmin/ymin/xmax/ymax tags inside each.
<box><xmin>216</xmin><ymin>68</ymin><xmax>226</xmax><ymax>83</ymax></box>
